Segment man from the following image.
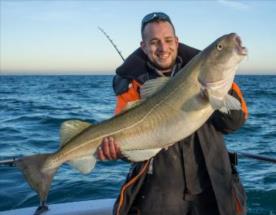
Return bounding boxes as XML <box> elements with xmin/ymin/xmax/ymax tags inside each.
<box><xmin>97</xmin><ymin>12</ymin><xmax>248</xmax><ymax>215</ymax></box>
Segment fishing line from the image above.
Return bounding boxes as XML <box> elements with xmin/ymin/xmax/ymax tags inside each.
<box><xmin>98</xmin><ymin>26</ymin><xmax>125</xmax><ymax>61</ymax></box>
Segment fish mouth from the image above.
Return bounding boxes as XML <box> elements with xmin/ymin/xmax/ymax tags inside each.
<box><xmin>233</xmin><ymin>34</ymin><xmax>247</xmax><ymax>56</ymax></box>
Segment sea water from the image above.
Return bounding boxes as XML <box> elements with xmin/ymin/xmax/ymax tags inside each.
<box><xmin>0</xmin><ymin>75</ymin><xmax>275</xmax><ymax>214</ymax></box>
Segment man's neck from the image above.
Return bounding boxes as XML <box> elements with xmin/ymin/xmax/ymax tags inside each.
<box><xmin>147</xmin><ymin>61</ymin><xmax>176</xmax><ymax>77</ymax></box>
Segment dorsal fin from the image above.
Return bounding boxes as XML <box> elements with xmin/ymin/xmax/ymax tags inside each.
<box><xmin>120</xmin><ymin>100</ymin><xmax>142</xmax><ymax>113</ymax></box>
<box><xmin>60</xmin><ymin>120</ymin><xmax>97</xmax><ymax>174</ymax></box>
<box><xmin>140</xmin><ymin>77</ymin><xmax>170</xmax><ymax>99</ymax></box>
<box><xmin>60</xmin><ymin>120</ymin><xmax>91</xmax><ymax>146</ymax></box>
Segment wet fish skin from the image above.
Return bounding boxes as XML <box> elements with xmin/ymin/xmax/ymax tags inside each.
<box><xmin>16</xmin><ymin>33</ymin><xmax>247</xmax><ymax>204</ymax></box>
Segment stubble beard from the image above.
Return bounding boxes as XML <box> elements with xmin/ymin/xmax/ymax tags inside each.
<box><xmin>153</xmin><ymin>58</ymin><xmax>176</xmax><ymax>71</ymax></box>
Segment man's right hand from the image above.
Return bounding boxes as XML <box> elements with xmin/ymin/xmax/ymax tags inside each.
<box><xmin>97</xmin><ymin>136</ymin><xmax>122</xmax><ymax>160</ymax></box>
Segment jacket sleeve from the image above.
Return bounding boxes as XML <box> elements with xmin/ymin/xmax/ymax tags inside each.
<box><xmin>210</xmin><ymin>82</ymin><xmax>248</xmax><ymax>134</ymax></box>
<box><xmin>113</xmin><ymin>75</ymin><xmax>141</xmax><ymax>115</ymax></box>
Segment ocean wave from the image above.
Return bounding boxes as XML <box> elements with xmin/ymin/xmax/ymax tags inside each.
<box><xmin>0</xmin><ymin>75</ymin><xmax>275</xmax><ymax>213</ymax></box>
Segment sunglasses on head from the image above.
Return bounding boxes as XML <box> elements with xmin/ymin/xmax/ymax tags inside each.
<box><xmin>141</xmin><ymin>12</ymin><xmax>171</xmax><ymax>31</ymax></box>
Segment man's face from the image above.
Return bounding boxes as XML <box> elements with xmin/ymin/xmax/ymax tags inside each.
<box><xmin>141</xmin><ymin>21</ymin><xmax>179</xmax><ymax>71</ymax></box>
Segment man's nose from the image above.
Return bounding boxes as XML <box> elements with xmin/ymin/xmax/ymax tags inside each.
<box><xmin>158</xmin><ymin>41</ymin><xmax>168</xmax><ymax>52</ymax></box>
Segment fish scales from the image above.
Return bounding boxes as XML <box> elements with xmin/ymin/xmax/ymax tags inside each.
<box><xmin>15</xmin><ymin>33</ymin><xmax>247</xmax><ymax>205</ymax></box>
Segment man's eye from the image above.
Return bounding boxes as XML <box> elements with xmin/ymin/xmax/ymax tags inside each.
<box><xmin>150</xmin><ymin>41</ymin><xmax>158</xmax><ymax>45</ymax></box>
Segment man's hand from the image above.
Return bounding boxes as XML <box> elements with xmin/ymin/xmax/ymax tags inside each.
<box><xmin>97</xmin><ymin>136</ymin><xmax>122</xmax><ymax>160</ymax></box>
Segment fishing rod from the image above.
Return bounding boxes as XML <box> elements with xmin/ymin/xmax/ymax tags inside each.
<box><xmin>1</xmin><ymin>31</ymin><xmax>275</xmax><ymax>167</ymax></box>
<box><xmin>237</xmin><ymin>152</ymin><xmax>276</xmax><ymax>164</ymax></box>
<box><xmin>96</xmin><ymin>27</ymin><xmax>276</xmax><ymax>165</ymax></box>
<box><xmin>0</xmin><ymin>27</ymin><xmax>122</xmax><ymax>168</ymax></box>
<box><xmin>0</xmin><ymin>152</ymin><xmax>276</xmax><ymax>168</ymax></box>
<box><xmin>0</xmin><ymin>157</ymin><xmax>17</xmax><ymax>167</ymax></box>
<box><xmin>98</xmin><ymin>26</ymin><xmax>125</xmax><ymax>61</ymax></box>
<box><xmin>0</xmin><ymin>28</ymin><xmax>123</xmax><ymax>168</ymax></box>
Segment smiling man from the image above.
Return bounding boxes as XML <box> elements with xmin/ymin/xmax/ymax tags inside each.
<box><xmin>97</xmin><ymin>12</ymin><xmax>248</xmax><ymax>215</ymax></box>
<box><xmin>141</xmin><ymin>20</ymin><xmax>179</xmax><ymax>72</ymax></box>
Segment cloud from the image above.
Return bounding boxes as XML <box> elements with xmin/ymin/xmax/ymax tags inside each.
<box><xmin>217</xmin><ymin>0</ymin><xmax>250</xmax><ymax>10</ymax></box>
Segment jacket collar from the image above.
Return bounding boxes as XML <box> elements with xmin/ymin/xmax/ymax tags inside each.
<box><xmin>115</xmin><ymin>43</ymin><xmax>200</xmax><ymax>83</ymax></box>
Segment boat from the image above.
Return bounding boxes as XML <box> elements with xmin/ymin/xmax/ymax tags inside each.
<box><xmin>0</xmin><ymin>198</ymin><xmax>115</xmax><ymax>215</ymax></box>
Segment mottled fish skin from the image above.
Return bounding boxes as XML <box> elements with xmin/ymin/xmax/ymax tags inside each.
<box><xmin>16</xmin><ymin>33</ymin><xmax>247</xmax><ymax>205</ymax></box>
<box><xmin>44</xmin><ymin>32</ymin><xmax>247</xmax><ymax>169</ymax></box>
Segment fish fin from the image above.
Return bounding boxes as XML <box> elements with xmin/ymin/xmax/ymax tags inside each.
<box><xmin>209</xmin><ymin>93</ymin><xmax>241</xmax><ymax>112</ymax></box>
<box><xmin>68</xmin><ymin>155</ymin><xmax>96</xmax><ymax>174</ymax></box>
<box><xmin>219</xmin><ymin>95</ymin><xmax>241</xmax><ymax>113</ymax></box>
<box><xmin>208</xmin><ymin>92</ymin><xmax>224</xmax><ymax>110</ymax></box>
<box><xmin>121</xmin><ymin>77</ymin><xmax>170</xmax><ymax>112</ymax></box>
<box><xmin>140</xmin><ymin>77</ymin><xmax>170</xmax><ymax>99</ymax></box>
<box><xmin>60</xmin><ymin>120</ymin><xmax>91</xmax><ymax>146</ymax></box>
<box><xmin>121</xmin><ymin>100</ymin><xmax>142</xmax><ymax>112</ymax></box>
<box><xmin>16</xmin><ymin>153</ymin><xmax>58</xmax><ymax>203</ymax></box>
<box><xmin>121</xmin><ymin>148</ymin><xmax>162</xmax><ymax>162</ymax></box>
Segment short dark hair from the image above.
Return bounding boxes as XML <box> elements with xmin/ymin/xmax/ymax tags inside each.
<box><xmin>141</xmin><ymin>12</ymin><xmax>175</xmax><ymax>37</ymax></box>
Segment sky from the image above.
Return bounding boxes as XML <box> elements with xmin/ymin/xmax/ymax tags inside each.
<box><xmin>0</xmin><ymin>0</ymin><xmax>276</xmax><ymax>75</ymax></box>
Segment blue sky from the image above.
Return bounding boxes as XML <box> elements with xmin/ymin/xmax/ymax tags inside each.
<box><xmin>1</xmin><ymin>0</ymin><xmax>276</xmax><ymax>75</ymax></box>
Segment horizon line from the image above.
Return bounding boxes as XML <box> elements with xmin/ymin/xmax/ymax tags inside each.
<box><xmin>1</xmin><ymin>72</ymin><xmax>276</xmax><ymax>76</ymax></box>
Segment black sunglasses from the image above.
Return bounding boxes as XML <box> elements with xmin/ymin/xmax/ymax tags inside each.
<box><xmin>141</xmin><ymin>12</ymin><xmax>172</xmax><ymax>32</ymax></box>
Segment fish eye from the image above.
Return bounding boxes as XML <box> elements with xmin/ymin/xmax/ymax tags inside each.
<box><xmin>216</xmin><ymin>43</ymin><xmax>223</xmax><ymax>51</ymax></box>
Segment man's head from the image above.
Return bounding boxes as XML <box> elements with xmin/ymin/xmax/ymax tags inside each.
<box><xmin>140</xmin><ymin>12</ymin><xmax>179</xmax><ymax>72</ymax></box>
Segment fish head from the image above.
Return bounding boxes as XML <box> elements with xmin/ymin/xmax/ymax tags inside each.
<box><xmin>198</xmin><ymin>33</ymin><xmax>247</xmax><ymax>94</ymax></box>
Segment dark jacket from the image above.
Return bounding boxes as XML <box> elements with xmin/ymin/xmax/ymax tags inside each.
<box><xmin>112</xmin><ymin>43</ymin><xmax>247</xmax><ymax>215</ymax></box>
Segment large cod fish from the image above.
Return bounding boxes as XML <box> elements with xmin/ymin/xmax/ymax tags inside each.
<box><xmin>16</xmin><ymin>33</ymin><xmax>247</xmax><ymax>208</ymax></box>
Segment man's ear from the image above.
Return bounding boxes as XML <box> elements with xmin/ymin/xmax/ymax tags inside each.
<box><xmin>175</xmin><ymin>36</ymin><xmax>179</xmax><ymax>48</ymax></box>
<box><xmin>140</xmin><ymin>41</ymin><xmax>147</xmax><ymax>54</ymax></box>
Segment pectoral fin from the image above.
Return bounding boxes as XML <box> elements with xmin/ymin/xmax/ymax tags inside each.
<box><xmin>209</xmin><ymin>93</ymin><xmax>241</xmax><ymax>113</ymax></box>
<box><xmin>219</xmin><ymin>95</ymin><xmax>241</xmax><ymax>113</ymax></box>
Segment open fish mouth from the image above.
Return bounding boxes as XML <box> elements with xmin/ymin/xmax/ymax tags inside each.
<box><xmin>234</xmin><ymin>34</ymin><xmax>247</xmax><ymax>56</ymax></box>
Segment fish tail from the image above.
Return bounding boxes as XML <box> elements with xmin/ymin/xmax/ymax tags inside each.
<box><xmin>16</xmin><ymin>153</ymin><xmax>59</xmax><ymax>203</ymax></box>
